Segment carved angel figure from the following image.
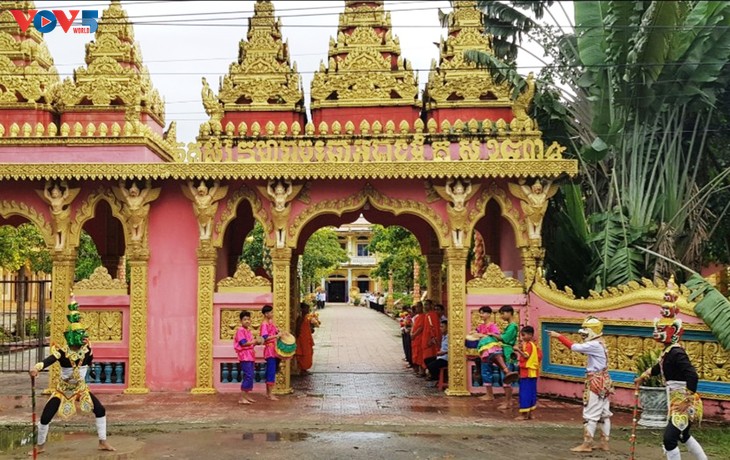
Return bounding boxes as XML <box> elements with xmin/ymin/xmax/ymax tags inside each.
<box><xmin>508</xmin><ymin>179</ymin><xmax>558</xmax><ymax>240</ymax></box>
<box><xmin>112</xmin><ymin>179</ymin><xmax>160</xmax><ymax>242</ymax></box>
<box><xmin>37</xmin><ymin>180</ymin><xmax>80</xmax><ymax>250</ymax></box>
<box><xmin>182</xmin><ymin>180</ymin><xmax>228</xmax><ymax>240</ymax></box>
<box><xmin>433</xmin><ymin>179</ymin><xmax>479</xmax><ymax>248</ymax></box>
<box><xmin>258</xmin><ymin>180</ymin><xmax>303</xmax><ymax>248</ymax></box>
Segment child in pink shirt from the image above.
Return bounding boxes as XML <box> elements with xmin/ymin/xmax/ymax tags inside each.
<box><xmin>234</xmin><ymin>311</ymin><xmax>261</xmax><ymax>404</ymax></box>
<box><xmin>259</xmin><ymin>304</ymin><xmax>280</xmax><ymax>401</ymax></box>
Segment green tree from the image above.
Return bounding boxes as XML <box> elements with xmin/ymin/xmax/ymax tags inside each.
<box><xmin>74</xmin><ymin>231</ymin><xmax>102</xmax><ymax>281</ymax></box>
<box><xmin>0</xmin><ymin>224</ymin><xmax>51</xmax><ymax>273</ymax></box>
<box><xmin>300</xmin><ymin>228</ymin><xmax>348</xmax><ymax>294</ymax></box>
<box><xmin>369</xmin><ymin>225</ymin><xmax>426</xmax><ymax>295</ymax></box>
<box><xmin>240</xmin><ymin>221</ymin><xmax>269</xmax><ymax>274</ymax></box>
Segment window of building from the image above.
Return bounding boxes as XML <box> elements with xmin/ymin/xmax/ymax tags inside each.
<box><xmin>357</xmin><ymin>243</ymin><xmax>369</xmax><ymax>257</ymax></box>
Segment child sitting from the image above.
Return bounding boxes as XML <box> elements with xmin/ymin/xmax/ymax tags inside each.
<box><xmin>473</xmin><ymin>306</ymin><xmax>518</xmax><ymax>401</ymax></box>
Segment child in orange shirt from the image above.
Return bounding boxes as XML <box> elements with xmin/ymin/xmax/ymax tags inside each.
<box><xmin>514</xmin><ymin>325</ymin><xmax>542</xmax><ymax>420</ymax></box>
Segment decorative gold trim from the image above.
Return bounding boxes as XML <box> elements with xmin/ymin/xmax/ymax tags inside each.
<box><xmin>0</xmin><ymin>160</ymin><xmax>577</xmax><ymax>181</ymax></box>
<box><xmin>191</xmin><ymin>245</ymin><xmax>217</xmax><ymax>395</ymax></box>
<box><xmin>79</xmin><ymin>309</ymin><xmax>123</xmax><ymax>342</ymax></box>
<box><xmin>538</xmin><ymin>316</ymin><xmax>709</xmax><ymax>331</ymax></box>
<box><xmin>468</xmin><ymin>182</ymin><xmax>528</xmax><ymax>247</ymax></box>
<box><xmin>213</xmin><ymin>185</ymin><xmax>272</xmax><ymax>247</ymax></box>
<box><xmin>532</xmin><ymin>276</ymin><xmax>696</xmax><ymax>316</ymax></box>
<box><xmin>217</xmin><ymin>261</ymin><xmax>271</xmax><ymax>292</ymax></box>
<box><xmin>445</xmin><ymin>248</ymin><xmax>470</xmax><ymax>396</ymax></box>
<box><xmin>73</xmin><ymin>266</ymin><xmax>127</xmax><ymax>295</ymax></box>
<box><xmin>271</xmin><ymin>247</ymin><xmax>293</xmax><ymax>395</ymax></box>
<box><xmin>47</xmin><ymin>253</ymin><xmax>76</xmax><ymax>394</ymax></box>
<box><xmin>0</xmin><ymin>199</ymin><xmax>54</xmax><ymax>249</ymax></box>
<box><xmin>124</xmin><ymin>258</ymin><xmax>149</xmax><ymax>394</ymax></box>
<box><xmin>466</xmin><ymin>263</ymin><xmax>523</xmax><ymax>293</ymax></box>
<box><xmin>288</xmin><ymin>184</ymin><xmax>450</xmax><ymax>249</ymax></box>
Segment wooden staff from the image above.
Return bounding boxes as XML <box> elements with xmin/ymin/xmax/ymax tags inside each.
<box><xmin>31</xmin><ymin>374</ymin><xmax>37</xmax><ymax>459</ymax></box>
<box><xmin>629</xmin><ymin>382</ymin><xmax>641</xmax><ymax>460</ymax></box>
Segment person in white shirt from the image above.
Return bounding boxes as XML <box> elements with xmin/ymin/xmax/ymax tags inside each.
<box><xmin>548</xmin><ymin>317</ymin><xmax>613</xmax><ymax>453</ymax></box>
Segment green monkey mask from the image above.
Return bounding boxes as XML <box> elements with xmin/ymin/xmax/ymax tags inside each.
<box><xmin>64</xmin><ymin>297</ymin><xmax>88</xmax><ymax>347</ymax></box>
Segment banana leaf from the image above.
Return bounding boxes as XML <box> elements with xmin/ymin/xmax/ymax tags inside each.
<box><xmin>684</xmin><ymin>273</ymin><xmax>730</xmax><ymax>350</ymax></box>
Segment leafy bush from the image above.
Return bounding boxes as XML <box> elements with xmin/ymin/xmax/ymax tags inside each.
<box><xmin>635</xmin><ymin>348</ymin><xmax>664</xmax><ymax>387</ymax></box>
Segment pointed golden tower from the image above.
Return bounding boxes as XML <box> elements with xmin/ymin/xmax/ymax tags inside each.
<box><xmin>199</xmin><ymin>0</ymin><xmax>305</xmax><ymax>139</ymax></box>
<box><xmin>55</xmin><ymin>0</ymin><xmax>165</xmax><ymax>133</ymax></box>
<box><xmin>0</xmin><ymin>1</ymin><xmax>59</xmax><ymax>124</ymax></box>
<box><xmin>423</xmin><ymin>0</ymin><xmax>519</xmax><ymax>124</ymax></box>
<box><xmin>310</xmin><ymin>0</ymin><xmax>420</xmax><ymax>132</ymax></box>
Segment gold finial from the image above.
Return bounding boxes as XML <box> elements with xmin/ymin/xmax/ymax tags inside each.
<box><xmin>310</xmin><ymin>0</ymin><xmax>418</xmax><ymax>110</ymax></box>
<box><xmin>213</xmin><ymin>0</ymin><xmax>304</xmax><ymax>116</ymax></box>
<box><xmin>54</xmin><ymin>0</ymin><xmax>165</xmax><ymax>124</ymax></box>
<box><xmin>423</xmin><ymin>0</ymin><xmax>516</xmax><ymax>111</ymax></box>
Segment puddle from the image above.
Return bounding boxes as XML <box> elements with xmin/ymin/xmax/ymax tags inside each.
<box><xmin>242</xmin><ymin>432</ymin><xmax>310</xmax><ymax>442</ymax></box>
<box><xmin>408</xmin><ymin>406</ymin><xmax>440</xmax><ymax>413</ymax></box>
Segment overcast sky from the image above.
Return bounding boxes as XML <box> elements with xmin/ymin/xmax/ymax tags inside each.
<box><xmin>39</xmin><ymin>1</ymin><xmax>574</xmax><ymax>143</ymax></box>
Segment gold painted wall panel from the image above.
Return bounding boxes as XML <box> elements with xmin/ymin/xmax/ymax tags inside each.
<box><xmin>79</xmin><ymin>310</ymin><xmax>123</xmax><ymax>342</ymax></box>
<box><xmin>220</xmin><ymin>309</ymin><xmax>265</xmax><ymax>341</ymax></box>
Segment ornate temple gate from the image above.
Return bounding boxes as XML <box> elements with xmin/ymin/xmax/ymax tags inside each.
<box><xmin>11</xmin><ymin>0</ymin><xmax>728</xmax><ymax>414</ymax></box>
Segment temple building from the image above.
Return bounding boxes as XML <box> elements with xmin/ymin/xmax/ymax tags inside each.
<box><xmin>0</xmin><ymin>0</ymin><xmax>726</xmax><ymax>415</ymax></box>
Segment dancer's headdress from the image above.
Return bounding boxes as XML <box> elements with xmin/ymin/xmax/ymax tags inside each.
<box><xmin>653</xmin><ymin>275</ymin><xmax>684</xmax><ymax>345</ymax></box>
<box><xmin>63</xmin><ymin>294</ymin><xmax>88</xmax><ymax>347</ymax></box>
<box><xmin>578</xmin><ymin>316</ymin><xmax>603</xmax><ymax>341</ymax></box>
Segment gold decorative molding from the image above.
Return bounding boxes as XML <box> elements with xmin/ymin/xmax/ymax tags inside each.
<box><xmin>73</xmin><ymin>266</ymin><xmax>128</xmax><ymax>295</ymax></box>
<box><xmin>213</xmin><ymin>185</ymin><xmax>272</xmax><ymax>247</ymax></box>
<box><xmin>124</xmin><ymin>259</ymin><xmax>149</xmax><ymax>394</ymax></box>
<box><xmin>311</xmin><ymin>0</ymin><xmax>418</xmax><ymax>110</ymax></box>
<box><xmin>289</xmin><ymin>184</ymin><xmax>450</xmax><ymax>249</ymax></box>
<box><xmin>47</xmin><ymin>253</ymin><xmax>76</xmax><ymax>393</ymax></box>
<box><xmin>79</xmin><ymin>309</ymin><xmax>123</xmax><ymax>342</ymax></box>
<box><xmin>191</xmin><ymin>254</ymin><xmax>216</xmax><ymax>394</ymax></box>
<box><xmin>271</xmin><ymin>247</ymin><xmax>293</xmax><ymax>395</ymax></box>
<box><xmin>468</xmin><ymin>182</ymin><xmax>528</xmax><ymax>247</ymax></box>
<box><xmin>220</xmin><ymin>309</ymin><xmax>265</xmax><ymax>341</ymax></box>
<box><xmin>445</xmin><ymin>247</ymin><xmax>470</xmax><ymax>396</ymax></box>
<box><xmin>217</xmin><ymin>261</ymin><xmax>271</xmax><ymax>292</ymax></box>
<box><xmin>532</xmin><ymin>276</ymin><xmax>696</xmax><ymax>316</ymax></box>
<box><xmin>54</xmin><ymin>1</ymin><xmax>165</xmax><ymax>124</ymax></box>
<box><xmin>466</xmin><ymin>263</ymin><xmax>523</xmax><ymax>293</ymax></box>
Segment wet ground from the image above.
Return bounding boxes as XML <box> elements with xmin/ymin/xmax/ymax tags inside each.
<box><xmin>0</xmin><ymin>304</ymin><xmax>725</xmax><ymax>459</ymax></box>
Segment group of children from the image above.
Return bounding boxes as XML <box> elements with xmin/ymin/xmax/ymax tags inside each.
<box><xmin>233</xmin><ymin>305</ymin><xmax>281</xmax><ymax>403</ymax></box>
<box><xmin>471</xmin><ymin>305</ymin><xmax>542</xmax><ymax>420</ymax></box>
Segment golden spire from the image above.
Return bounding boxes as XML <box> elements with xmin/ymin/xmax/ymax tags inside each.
<box><xmin>310</xmin><ymin>0</ymin><xmax>418</xmax><ymax>109</ymax></box>
<box><xmin>214</xmin><ymin>0</ymin><xmax>304</xmax><ymax>114</ymax></box>
<box><xmin>424</xmin><ymin>0</ymin><xmax>512</xmax><ymax>110</ymax></box>
<box><xmin>0</xmin><ymin>1</ymin><xmax>59</xmax><ymax>107</ymax></box>
<box><xmin>55</xmin><ymin>0</ymin><xmax>165</xmax><ymax>124</ymax></box>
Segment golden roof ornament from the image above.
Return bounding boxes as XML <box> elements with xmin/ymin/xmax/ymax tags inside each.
<box><xmin>213</xmin><ymin>0</ymin><xmax>304</xmax><ymax>115</ymax></box>
<box><xmin>55</xmin><ymin>0</ymin><xmax>165</xmax><ymax>124</ymax></box>
<box><xmin>310</xmin><ymin>0</ymin><xmax>419</xmax><ymax>109</ymax></box>
<box><xmin>424</xmin><ymin>0</ymin><xmax>513</xmax><ymax>110</ymax></box>
<box><xmin>0</xmin><ymin>1</ymin><xmax>59</xmax><ymax>107</ymax></box>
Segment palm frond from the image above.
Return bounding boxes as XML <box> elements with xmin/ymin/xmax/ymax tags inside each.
<box><xmin>685</xmin><ymin>273</ymin><xmax>730</xmax><ymax>350</ymax></box>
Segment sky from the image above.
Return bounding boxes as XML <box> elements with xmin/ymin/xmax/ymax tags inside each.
<box><xmin>38</xmin><ymin>0</ymin><xmax>574</xmax><ymax>144</ymax></box>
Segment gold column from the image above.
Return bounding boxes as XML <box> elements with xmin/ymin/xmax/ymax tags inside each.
<box><xmin>124</xmin><ymin>246</ymin><xmax>150</xmax><ymax>394</ymax></box>
<box><xmin>191</xmin><ymin>243</ymin><xmax>217</xmax><ymax>394</ymax></box>
<box><xmin>271</xmin><ymin>247</ymin><xmax>293</xmax><ymax>395</ymax></box>
<box><xmin>426</xmin><ymin>253</ymin><xmax>443</xmax><ymax>303</ymax></box>
<box><xmin>46</xmin><ymin>252</ymin><xmax>75</xmax><ymax>393</ymax></box>
<box><xmin>444</xmin><ymin>247</ymin><xmax>470</xmax><ymax>396</ymax></box>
